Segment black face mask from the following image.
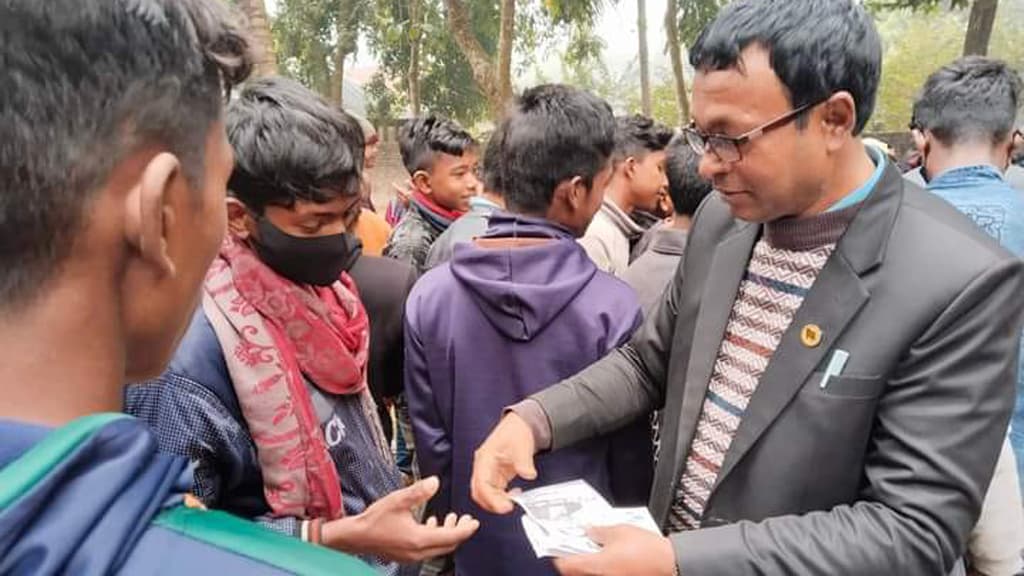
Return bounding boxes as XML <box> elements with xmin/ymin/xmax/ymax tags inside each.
<box><xmin>252</xmin><ymin>217</ymin><xmax>362</xmax><ymax>286</ymax></box>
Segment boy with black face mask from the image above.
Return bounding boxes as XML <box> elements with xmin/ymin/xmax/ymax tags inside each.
<box><xmin>125</xmin><ymin>77</ymin><xmax>478</xmax><ymax>576</ymax></box>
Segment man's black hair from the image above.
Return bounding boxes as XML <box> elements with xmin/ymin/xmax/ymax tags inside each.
<box><xmin>398</xmin><ymin>115</ymin><xmax>477</xmax><ymax>175</ymax></box>
<box><xmin>480</xmin><ymin>130</ymin><xmax>504</xmax><ymax>196</ymax></box>
<box><xmin>665</xmin><ymin>135</ymin><xmax>712</xmax><ymax>217</ymax></box>
<box><xmin>0</xmin><ymin>0</ymin><xmax>251</xmax><ymax>308</ymax></box>
<box><xmin>498</xmin><ymin>84</ymin><xmax>615</xmax><ymax>215</ymax></box>
<box><xmin>912</xmin><ymin>56</ymin><xmax>1022</xmax><ymax>147</ymax></box>
<box><xmin>227</xmin><ymin>76</ymin><xmax>364</xmax><ymax>214</ymax></box>
<box><xmin>614</xmin><ymin>115</ymin><xmax>674</xmax><ymax>162</ymax></box>
<box><xmin>690</xmin><ymin>0</ymin><xmax>881</xmax><ymax>135</ymax></box>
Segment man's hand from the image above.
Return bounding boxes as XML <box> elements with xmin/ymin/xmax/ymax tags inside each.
<box><xmin>322</xmin><ymin>476</ymin><xmax>479</xmax><ymax>563</ymax></box>
<box><xmin>470</xmin><ymin>412</ymin><xmax>538</xmax><ymax>514</ymax></box>
<box><xmin>553</xmin><ymin>525</ymin><xmax>676</xmax><ymax>576</ymax></box>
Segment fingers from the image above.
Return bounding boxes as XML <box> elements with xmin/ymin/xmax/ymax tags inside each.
<box><xmin>514</xmin><ymin>455</ymin><xmax>538</xmax><ymax>481</ymax></box>
<box><xmin>381</xmin><ymin>476</ymin><xmax>440</xmax><ymax>510</ymax></box>
<box><xmin>470</xmin><ymin>452</ymin><xmax>517</xmax><ymax>514</ymax></box>
<box><xmin>411</xmin><ymin>513</ymin><xmax>480</xmax><ymax>555</ymax></box>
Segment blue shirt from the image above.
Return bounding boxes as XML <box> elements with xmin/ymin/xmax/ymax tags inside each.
<box><xmin>829</xmin><ymin>145</ymin><xmax>886</xmax><ymax>212</ymax></box>
<box><xmin>927</xmin><ymin>164</ymin><xmax>1024</xmax><ymax>497</ymax></box>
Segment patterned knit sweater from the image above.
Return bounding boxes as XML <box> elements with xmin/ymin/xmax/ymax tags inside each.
<box><xmin>668</xmin><ymin>206</ymin><xmax>858</xmax><ymax>532</ymax></box>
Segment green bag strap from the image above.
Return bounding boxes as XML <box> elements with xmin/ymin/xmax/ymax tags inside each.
<box><xmin>153</xmin><ymin>506</ymin><xmax>377</xmax><ymax>576</ymax></box>
<box><xmin>0</xmin><ymin>413</ymin><xmax>125</xmax><ymax>510</ymax></box>
<box><xmin>0</xmin><ymin>413</ymin><xmax>375</xmax><ymax>575</ymax></box>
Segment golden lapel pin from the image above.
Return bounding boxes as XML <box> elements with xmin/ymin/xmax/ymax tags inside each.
<box><xmin>800</xmin><ymin>324</ymin><xmax>823</xmax><ymax>348</ymax></box>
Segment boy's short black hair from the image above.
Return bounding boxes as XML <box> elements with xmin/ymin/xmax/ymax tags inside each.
<box><xmin>665</xmin><ymin>135</ymin><xmax>713</xmax><ymax>217</ymax></box>
<box><xmin>499</xmin><ymin>84</ymin><xmax>615</xmax><ymax>214</ymax></box>
<box><xmin>690</xmin><ymin>0</ymin><xmax>881</xmax><ymax>135</ymax></box>
<box><xmin>227</xmin><ymin>76</ymin><xmax>364</xmax><ymax>214</ymax></box>
<box><xmin>480</xmin><ymin>130</ymin><xmax>504</xmax><ymax>196</ymax></box>
<box><xmin>614</xmin><ymin>115</ymin><xmax>674</xmax><ymax>162</ymax></box>
<box><xmin>0</xmin><ymin>0</ymin><xmax>251</xmax><ymax>308</ymax></box>
<box><xmin>399</xmin><ymin>115</ymin><xmax>477</xmax><ymax>175</ymax></box>
<box><xmin>912</xmin><ymin>56</ymin><xmax>1022</xmax><ymax>147</ymax></box>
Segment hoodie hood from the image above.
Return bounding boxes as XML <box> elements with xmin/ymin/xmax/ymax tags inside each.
<box><xmin>450</xmin><ymin>211</ymin><xmax>598</xmax><ymax>341</ymax></box>
<box><xmin>0</xmin><ymin>414</ymin><xmax>188</xmax><ymax>574</ymax></box>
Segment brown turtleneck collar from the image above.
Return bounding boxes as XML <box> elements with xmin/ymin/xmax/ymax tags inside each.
<box><xmin>762</xmin><ymin>202</ymin><xmax>861</xmax><ymax>251</ymax></box>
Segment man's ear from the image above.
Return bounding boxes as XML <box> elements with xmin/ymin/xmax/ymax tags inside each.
<box><xmin>1005</xmin><ymin>131</ymin><xmax>1022</xmax><ymax>170</ymax></box>
<box><xmin>411</xmin><ymin>170</ymin><xmax>431</xmax><ymax>195</ymax></box>
<box><xmin>553</xmin><ymin>175</ymin><xmax>587</xmax><ymax>211</ymax></box>
<box><xmin>911</xmin><ymin>128</ymin><xmax>927</xmax><ymax>155</ymax></box>
<box><xmin>623</xmin><ymin>157</ymin><xmax>637</xmax><ymax>180</ymax></box>
<box><xmin>226</xmin><ymin>197</ymin><xmax>254</xmax><ymax>239</ymax></box>
<box><xmin>124</xmin><ymin>152</ymin><xmax>180</xmax><ymax>277</ymax></box>
<box><xmin>821</xmin><ymin>91</ymin><xmax>858</xmax><ymax>152</ymax></box>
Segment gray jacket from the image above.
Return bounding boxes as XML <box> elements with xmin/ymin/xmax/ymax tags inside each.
<box><xmin>531</xmin><ymin>164</ymin><xmax>1024</xmax><ymax>575</ymax></box>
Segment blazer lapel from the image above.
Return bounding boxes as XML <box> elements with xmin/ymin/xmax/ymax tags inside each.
<box><xmin>707</xmin><ymin>164</ymin><xmax>906</xmax><ymax>495</ymax></box>
<box><xmin>668</xmin><ymin>222</ymin><xmax>759</xmax><ymax>484</ymax></box>
<box><xmin>710</xmin><ymin>252</ymin><xmax>869</xmax><ymax>492</ymax></box>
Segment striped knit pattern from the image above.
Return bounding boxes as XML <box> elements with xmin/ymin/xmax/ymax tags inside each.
<box><xmin>667</xmin><ymin>237</ymin><xmax>835</xmax><ymax>532</ymax></box>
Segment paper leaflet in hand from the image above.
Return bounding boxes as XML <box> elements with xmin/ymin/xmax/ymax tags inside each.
<box><xmin>511</xmin><ymin>479</ymin><xmax>661</xmax><ymax>558</ymax></box>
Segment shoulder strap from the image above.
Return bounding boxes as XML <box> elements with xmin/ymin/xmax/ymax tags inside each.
<box><xmin>153</xmin><ymin>506</ymin><xmax>377</xmax><ymax>576</ymax></box>
<box><xmin>0</xmin><ymin>413</ymin><xmax>125</xmax><ymax>510</ymax></box>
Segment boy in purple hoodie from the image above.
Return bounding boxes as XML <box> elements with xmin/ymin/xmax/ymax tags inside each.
<box><xmin>404</xmin><ymin>84</ymin><xmax>648</xmax><ymax>576</ymax></box>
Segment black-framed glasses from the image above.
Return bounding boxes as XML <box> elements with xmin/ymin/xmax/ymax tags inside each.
<box><xmin>682</xmin><ymin>100</ymin><xmax>820</xmax><ymax>163</ymax></box>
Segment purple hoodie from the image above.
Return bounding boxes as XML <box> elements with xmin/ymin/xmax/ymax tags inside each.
<box><xmin>404</xmin><ymin>212</ymin><xmax>646</xmax><ymax>576</ymax></box>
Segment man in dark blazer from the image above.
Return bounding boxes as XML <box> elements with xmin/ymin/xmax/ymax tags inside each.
<box><xmin>469</xmin><ymin>1</ymin><xmax>1024</xmax><ymax>575</ymax></box>
<box><xmin>349</xmin><ymin>253</ymin><xmax>418</xmax><ymax>443</ymax></box>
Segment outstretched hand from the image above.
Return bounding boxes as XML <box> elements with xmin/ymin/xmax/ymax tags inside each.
<box><xmin>470</xmin><ymin>412</ymin><xmax>538</xmax><ymax>514</ymax></box>
<box><xmin>323</xmin><ymin>476</ymin><xmax>479</xmax><ymax>563</ymax></box>
<box><xmin>553</xmin><ymin>525</ymin><xmax>676</xmax><ymax>576</ymax></box>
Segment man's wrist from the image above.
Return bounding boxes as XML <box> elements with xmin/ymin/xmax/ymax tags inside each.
<box><xmin>505</xmin><ymin>399</ymin><xmax>552</xmax><ymax>451</ymax></box>
<box><xmin>321</xmin><ymin>515</ymin><xmax>364</xmax><ymax>554</ymax></box>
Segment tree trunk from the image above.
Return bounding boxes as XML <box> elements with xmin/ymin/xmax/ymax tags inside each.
<box><xmin>442</xmin><ymin>0</ymin><xmax>501</xmax><ymax>115</ymax></box>
<box><xmin>496</xmin><ymin>0</ymin><xmax>516</xmax><ymax>113</ymax></box>
<box><xmin>664</xmin><ymin>0</ymin><xmax>689</xmax><ymax>124</ymax></box>
<box><xmin>331</xmin><ymin>48</ymin><xmax>346</xmax><ymax>106</ymax></box>
<box><xmin>237</xmin><ymin>0</ymin><xmax>278</xmax><ymax>76</ymax></box>
<box><xmin>408</xmin><ymin>0</ymin><xmax>423</xmax><ymax>116</ymax></box>
<box><xmin>638</xmin><ymin>0</ymin><xmax>652</xmax><ymax>116</ymax></box>
<box><xmin>963</xmin><ymin>0</ymin><xmax>999</xmax><ymax>56</ymax></box>
<box><xmin>331</xmin><ymin>0</ymin><xmax>361</xmax><ymax>107</ymax></box>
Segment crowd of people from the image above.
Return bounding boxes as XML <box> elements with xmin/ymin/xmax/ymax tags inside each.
<box><xmin>2</xmin><ymin>0</ymin><xmax>1024</xmax><ymax>575</ymax></box>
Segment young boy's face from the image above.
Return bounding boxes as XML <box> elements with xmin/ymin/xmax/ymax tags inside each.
<box><xmin>420</xmin><ymin>151</ymin><xmax>480</xmax><ymax>212</ymax></box>
<box><xmin>627</xmin><ymin>149</ymin><xmax>669</xmax><ymax>213</ymax></box>
<box><xmin>258</xmin><ymin>194</ymin><xmax>362</xmax><ymax>238</ymax></box>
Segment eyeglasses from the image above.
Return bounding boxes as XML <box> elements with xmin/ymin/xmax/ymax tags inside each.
<box><xmin>682</xmin><ymin>100</ymin><xmax>821</xmax><ymax>163</ymax></box>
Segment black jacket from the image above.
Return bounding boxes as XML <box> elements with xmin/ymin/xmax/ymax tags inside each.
<box><xmin>349</xmin><ymin>254</ymin><xmax>418</xmax><ymax>439</ymax></box>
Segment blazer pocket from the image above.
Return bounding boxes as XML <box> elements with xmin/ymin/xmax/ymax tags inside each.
<box><xmin>802</xmin><ymin>371</ymin><xmax>885</xmax><ymax>400</ymax></box>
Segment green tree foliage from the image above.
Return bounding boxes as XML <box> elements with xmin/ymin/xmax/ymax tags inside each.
<box><xmin>674</xmin><ymin>0</ymin><xmax>727</xmax><ymax>46</ymax></box>
<box><xmin>364</xmin><ymin>0</ymin><xmax>611</xmax><ymax>126</ymax></box>
<box><xmin>272</xmin><ymin>0</ymin><xmax>367</xmax><ymax>102</ymax></box>
<box><xmin>869</xmin><ymin>0</ymin><xmax>1023</xmax><ymax>131</ymax></box>
<box><xmin>365</xmin><ymin>0</ymin><xmax>492</xmax><ymax>125</ymax></box>
<box><xmin>868</xmin><ymin>0</ymin><xmax>1002</xmax><ymax>57</ymax></box>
